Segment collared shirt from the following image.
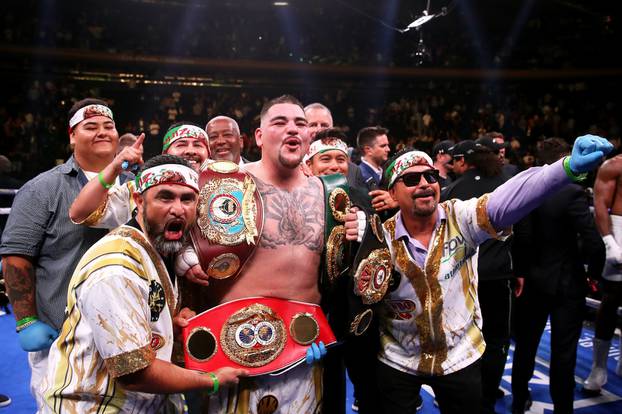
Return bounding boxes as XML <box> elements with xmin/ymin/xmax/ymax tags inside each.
<box><xmin>0</xmin><ymin>156</ymin><xmax>108</xmax><ymax>330</ymax></box>
<box><xmin>44</xmin><ymin>224</ymin><xmax>182</xmax><ymax>413</ymax></box>
<box><xmin>359</xmin><ymin>158</ymin><xmax>383</xmax><ymax>186</ymax></box>
<box><xmin>381</xmin><ymin>198</ymin><xmax>495</xmax><ymax>377</ymax></box>
<box><xmin>379</xmin><ymin>158</ymin><xmax>571</xmax><ymax>376</ymax></box>
<box><xmin>394</xmin><ymin>208</ymin><xmax>446</xmax><ymax>269</ymax></box>
<box><xmin>360</xmin><ymin>158</ymin><xmax>382</xmax><ymax>176</ymax></box>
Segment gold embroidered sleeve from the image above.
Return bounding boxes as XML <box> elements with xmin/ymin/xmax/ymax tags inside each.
<box><xmin>476</xmin><ymin>194</ymin><xmax>511</xmax><ymax>238</ymax></box>
<box><xmin>75</xmin><ymin>195</ymin><xmax>109</xmax><ymax>226</ymax></box>
<box><xmin>104</xmin><ymin>344</ymin><xmax>155</xmax><ymax>378</ymax></box>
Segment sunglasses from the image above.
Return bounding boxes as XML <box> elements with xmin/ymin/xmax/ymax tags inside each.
<box><xmin>398</xmin><ymin>170</ymin><xmax>440</xmax><ymax>186</ymax></box>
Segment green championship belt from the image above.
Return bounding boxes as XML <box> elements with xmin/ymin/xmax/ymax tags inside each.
<box><xmin>319</xmin><ymin>173</ymin><xmax>351</xmax><ymax>290</ymax></box>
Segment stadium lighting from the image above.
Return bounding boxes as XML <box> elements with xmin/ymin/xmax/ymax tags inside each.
<box><xmin>405</xmin><ymin>11</ymin><xmax>436</xmax><ymax>31</ymax></box>
<box><xmin>273</xmin><ymin>1</ymin><xmax>289</xmax><ymax>6</ymax></box>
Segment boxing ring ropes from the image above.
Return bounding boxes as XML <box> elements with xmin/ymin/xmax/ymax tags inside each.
<box><xmin>0</xmin><ymin>189</ymin><xmax>18</xmax><ymax>216</ymax></box>
<box><xmin>0</xmin><ymin>186</ymin><xmax>620</xmax><ymax>317</ymax></box>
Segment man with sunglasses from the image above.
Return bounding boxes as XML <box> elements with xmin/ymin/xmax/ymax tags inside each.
<box><xmin>344</xmin><ymin>135</ymin><xmax>612</xmax><ymax>414</ymax></box>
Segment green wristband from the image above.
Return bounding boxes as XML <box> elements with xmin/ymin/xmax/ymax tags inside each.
<box><xmin>98</xmin><ymin>171</ymin><xmax>113</xmax><ymax>189</ymax></box>
<box><xmin>16</xmin><ymin>316</ymin><xmax>38</xmax><ymax>327</ymax></box>
<box><xmin>207</xmin><ymin>372</ymin><xmax>219</xmax><ymax>395</ymax></box>
<box><xmin>562</xmin><ymin>156</ymin><xmax>588</xmax><ymax>182</ymax></box>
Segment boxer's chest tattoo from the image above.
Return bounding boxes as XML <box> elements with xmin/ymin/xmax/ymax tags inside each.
<box><xmin>255</xmin><ymin>177</ymin><xmax>324</xmax><ymax>252</ymax></box>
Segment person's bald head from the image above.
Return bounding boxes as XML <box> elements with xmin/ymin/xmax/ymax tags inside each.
<box><xmin>118</xmin><ymin>133</ymin><xmax>138</xmax><ymax>154</ymax></box>
<box><xmin>0</xmin><ymin>155</ymin><xmax>11</xmax><ymax>174</ymax></box>
<box><xmin>206</xmin><ymin>116</ymin><xmax>243</xmax><ymax>163</ymax></box>
<box><xmin>304</xmin><ymin>103</ymin><xmax>333</xmax><ymax>139</ymax></box>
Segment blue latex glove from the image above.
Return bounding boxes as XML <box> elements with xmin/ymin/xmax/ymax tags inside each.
<box><xmin>569</xmin><ymin>134</ymin><xmax>613</xmax><ymax>173</ymax></box>
<box><xmin>18</xmin><ymin>320</ymin><xmax>59</xmax><ymax>352</ymax></box>
<box><xmin>305</xmin><ymin>341</ymin><xmax>327</xmax><ymax>365</ymax></box>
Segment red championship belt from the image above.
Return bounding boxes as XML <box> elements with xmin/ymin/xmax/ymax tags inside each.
<box><xmin>183</xmin><ymin>297</ymin><xmax>336</xmax><ymax>376</ymax></box>
<box><xmin>191</xmin><ymin>161</ymin><xmax>263</xmax><ymax>280</ymax></box>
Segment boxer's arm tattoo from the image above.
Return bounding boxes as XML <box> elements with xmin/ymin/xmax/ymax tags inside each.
<box><xmin>255</xmin><ymin>177</ymin><xmax>324</xmax><ymax>252</ymax></box>
<box><xmin>2</xmin><ymin>257</ymin><xmax>37</xmax><ymax>320</ymax></box>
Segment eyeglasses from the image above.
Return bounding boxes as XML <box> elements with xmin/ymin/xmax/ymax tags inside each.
<box><xmin>398</xmin><ymin>170</ymin><xmax>440</xmax><ymax>186</ymax></box>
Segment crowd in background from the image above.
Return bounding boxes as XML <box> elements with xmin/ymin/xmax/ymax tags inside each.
<box><xmin>1</xmin><ymin>78</ymin><xmax>620</xmax><ymax>181</ymax></box>
<box><xmin>1</xmin><ymin>0</ymin><xmax>617</xmax><ymax>69</ymax></box>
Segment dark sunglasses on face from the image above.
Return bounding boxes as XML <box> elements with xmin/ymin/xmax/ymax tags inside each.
<box><xmin>398</xmin><ymin>169</ymin><xmax>440</xmax><ymax>186</ymax></box>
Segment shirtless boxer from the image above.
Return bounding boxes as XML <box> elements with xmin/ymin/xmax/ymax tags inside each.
<box><xmin>196</xmin><ymin>95</ymin><xmax>328</xmax><ymax>413</ymax></box>
<box><xmin>584</xmin><ymin>154</ymin><xmax>622</xmax><ymax>393</ymax></box>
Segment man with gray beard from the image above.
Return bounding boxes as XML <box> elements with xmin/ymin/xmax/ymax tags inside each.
<box><xmin>42</xmin><ymin>155</ymin><xmax>246</xmax><ymax>413</ymax></box>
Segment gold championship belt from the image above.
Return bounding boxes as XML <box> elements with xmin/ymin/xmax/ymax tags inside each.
<box><xmin>347</xmin><ymin>212</ymin><xmax>395</xmax><ymax>336</ymax></box>
<box><xmin>190</xmin><ymin>161</ymin><xmax>263</xmax><ymax>279</ymax></box>
<box><xmin>353</xmin><ymin>214</ymin><xmax>393</xmax><ymax>305</ymax></box>
<box><xmin>183</xmin><ymin>297</ymin><xmax>337</xmax><ymax>376</ymax></box>
<box><xmin>319</xmin><ymin>173</ymin><xmax>351</xmax><ymax>289</ymax></box>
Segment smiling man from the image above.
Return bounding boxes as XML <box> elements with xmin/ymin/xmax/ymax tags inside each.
<box><xmin>1</xmin><ymin>98</ymin><xmax>121</xmax><ymax>409</ymax></box>
<box><xmin>304</xmin><ymin>128</ymin><xmax>350</xmax><ymax>177</ymax></box>
<box><xmin>163</xmin><ymin>122</ymin><xmax>210</xmax><ymax>171</ymax></box>
<box><xmin>43</xmin><ymin>155</ymin><xmax>246</xmax><ymax>413</ymax></box>
<box><xmin>344</xmin><ymin>135</ymin><xmax>613</xmax><ymax>414</ymax></box>
<box><xmin>68</xmin><ymin>121</ymin><xmax>210</xmax><ymax>228</ymax></box>
<box><xmin>206</xmin><ymin>115</ymin><xmax>244</xmax><ymax>165</ymax></box>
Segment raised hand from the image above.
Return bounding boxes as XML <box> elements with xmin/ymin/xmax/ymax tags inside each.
<box><xmin>116</xmin><ymin>133</ymin><xmax>145</xmax><ymax>172</ymax></box>
<box><xmin>569</xmin><ymin>134</ymin><xmax>613</xmax><ymax>173</ymax></box>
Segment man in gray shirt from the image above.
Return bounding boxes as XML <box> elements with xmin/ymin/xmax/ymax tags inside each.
<box><xmin>0</xmin><ymin>98</ymin><xmax>122</xmax><ymax>409</ymax></box>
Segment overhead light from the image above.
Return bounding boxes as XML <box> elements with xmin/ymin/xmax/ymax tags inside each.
<box><xmin>273</xmin><ymin>1</ymin><xmax>288</xmax><ymax>6</ymax></box>
<box><xmin>406</xmin><ymin>13</ymin><xmax>436</xmax><ymax>30</ymax></box>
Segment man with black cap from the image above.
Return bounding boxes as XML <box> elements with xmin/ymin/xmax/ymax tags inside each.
<box><xmin>442</xmin><ymin>140</ymin><xmax>515</xmax><ymax>414</ymax></box>
<box><xmin>431</xmin><ymin>140</ymin><xmax>454</xmax><ymax>188</ymax></box>
<box><xmin>478</xmin><ymin>133</ymin><xmax>519</xmax><ymax>178</ymax></box>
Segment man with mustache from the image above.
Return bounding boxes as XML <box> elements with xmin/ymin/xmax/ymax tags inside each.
<box><xmin>69</xmin><ymin>122</ymin><xmax>210</xmax><ymax>227</ymax></box>
<box><xmin>42</xmin><ymin>155</ymin><xmax>246</xmax><ymax>413</ymax></box>
<box><xmin>182</xmin><ymin>95</ymin><xmax>329</xmax><ymax>413</ymax></box>
<box><xmin>344</xmin><ymin>135</ymin><xmax>612</xmax><ymax>414</ymax></box>
<box><xmin>206</xmin><ymin>116</ymin><xmax>245</xmax><ymax>165</ymax></box>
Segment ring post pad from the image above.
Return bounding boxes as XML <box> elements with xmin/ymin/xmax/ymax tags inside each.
<box><xmin>183</xmin><ymin>297</ymin><xmax>336</xmax><ymax>376</ymax></box>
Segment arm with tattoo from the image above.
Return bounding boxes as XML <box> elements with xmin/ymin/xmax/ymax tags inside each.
<box><xmin>2</xmin><ymin>255</ymin><xmax>37</xmax><ymax>321</ymax></box>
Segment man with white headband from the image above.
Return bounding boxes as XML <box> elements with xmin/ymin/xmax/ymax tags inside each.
<box><xmin>68</xmin><ymin>121</ymin><xmax>210</xmax><ymax>228</ymax></box>
<box><xmin>304</xmin><ymin>102</ymin><xmax>367</xmax><ymax>189</ymax></box>
<box><xmin>42</xmin><ymin>155</ymin><xmax>247</xmax><ymax>413</ymax></box>
<box><xmin>303</xmin><ymin>127</ymin><xmax>380</xmax><ymax>414</ymax></box>
<box><xmin>344</xmin><ymin>135</ymin><xmax>613</xmax><ymax>414</ymax></box>
<box><xmin>1</xmin><ymin>98</ymin><xmax>122</xmax><ymax>409</ymax></box>
<box><xmin>303</xmin><ymin>128</ymin><xmax>350</xmax><ymax>176</ymax></box>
